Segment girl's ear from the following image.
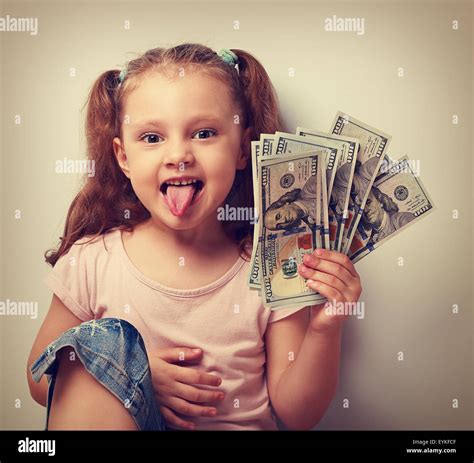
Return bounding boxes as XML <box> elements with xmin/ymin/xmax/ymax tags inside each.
<box><xmin>113</xmin><ymin>137</ymin><xmax>130</xmax><ymax>178</ymax></box>
<box><xmin>236</xmin><ymin>126</ymin><xmax>252</xmax><ymax>170</ymax></box>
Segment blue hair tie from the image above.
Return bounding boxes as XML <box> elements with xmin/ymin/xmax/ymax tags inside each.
<box><xmin>217</xmin><ymin>48</ymin><xmax>239</xmax><ymax>72</ymax></box>
<box><xmin>118</xmin><ymin>68</ymin><xmax>127</xmax><ymax>83</ymax></box>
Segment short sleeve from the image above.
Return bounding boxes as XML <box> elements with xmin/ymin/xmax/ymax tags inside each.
<box><xmin>43</xmin><ymin>239</ymin><xmax>95</xmax><ymax>321</ymax></box>
<box><xmin>267</xmin><ymin>303</ymin><xmax>309</xmax><ymax>324</ymax></box>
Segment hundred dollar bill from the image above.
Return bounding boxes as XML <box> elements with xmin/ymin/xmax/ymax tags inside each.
<box><xmin>296</xmin><ymin>127</ymin><xmax>359</xmax><ymax>252</ymax></box>
<box><xmin>273</xmin><ymin>132</ymin><xmax>340</xmax><ymax>250</ymax></box>
<box><xmin>319</xmin><ymin>157</ymin><xmax>329</xmax><ymax>250</ymax></box>
<box><xmin>249</xmin><ymin>131</ymin><xmax>329</xmax><ymax>294</ymax></box>
<box><xmin>316</xmin><ymin>153</ymin><xmax>323</xmax><ymax>249</ymax></box>
<box><xmin>348</xmin><ymin>156</ymin><xmax>435</xmax><ymax>263</ymax></box>
<box><xmin>330</xmin><ymin>112</ymin><xmax>391</xmax><ymax>255</ymax></box>
<box><xmin>258</xmin><ymin>151</ymin><xmax>327</xmax><ymax>309</ymax></box>
<box><xmin>247</xmin><ymin>140</ymin><xmax>263</xmax><ymax>290</ymax></box>
<box><xmin>248</xmin><ymin>134</ymin><xmax>278</xmax><ymax>292</ymax></box>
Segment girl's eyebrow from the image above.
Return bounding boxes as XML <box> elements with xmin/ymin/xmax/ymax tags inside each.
<box><xmin>130</xmin><ymin>115</ymin><xmax>223</xmax><ymax>128</ymax></box>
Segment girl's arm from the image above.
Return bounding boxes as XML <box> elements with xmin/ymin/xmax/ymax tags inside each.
<box><xmin>27</xmin><ymin>294</ymin><xmax>84</xmax><ymax>406</ymax></box>
<box><xmin>265</xmin><ymin>248</ymin><xmax>362</xmax><ymax>430</ymax></box>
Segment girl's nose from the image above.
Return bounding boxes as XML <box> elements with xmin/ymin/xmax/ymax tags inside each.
<box><xmin>162</xmin><ymin>139</ymin><xmax>195</xmax><ymax>167</ymax></box>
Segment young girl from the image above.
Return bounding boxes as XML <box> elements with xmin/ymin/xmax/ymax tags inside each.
<box><xmin>27</xmin><ymin>43</ymin><xmax>362</xmax><ymax>431</ymax></box>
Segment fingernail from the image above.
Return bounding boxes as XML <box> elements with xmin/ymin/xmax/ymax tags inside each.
<box><xmin>300</xmin><ymin>264</ymin><xmax>310</xmax><ymax>273</ymax></box>
<box><xmin>209</xmin><ymin>409</ymin><xmax>217</xmax><ymax>416</ymax></box>
<box><xmin>315</xmin><ymin>249</ymin><xmax>323</xmax><ymax>256</ymax></box>
<box><xmin>192</xmin><ymin>349</ymin><xmax>201</xmax><ymax>353</ymax></box>
<box><xmin>304</xmin><ymin>254</ymin><xmax>318</xmax><ymax>265</ymax></box>
<box><xmin>218</xmin><ymin>393</ymin><xmax>225</xmax><ymax>400</ymax></box>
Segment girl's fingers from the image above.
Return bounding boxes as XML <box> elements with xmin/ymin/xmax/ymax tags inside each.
<box><xmin>159</xmin><ymin>405</ymin><xmax>195</xmax><ymax>430</ymax></box>
<box><xmin>303</xmin><ymin>269</ymin><xmax>349</xmax><ymax>296</ymax></box>
<box><xmin>176</xmin><ymin>383</ymin><xmax>225</xmax><ymax>404</ymax></box>
<box><xmin>153</xmin><ymin>347</ymin><xmax>202</xmax><ymax>364</ymax></box>
<box><xmin>306</xmin><ymin>279</ymin><xmax>344</xmax><ymax>302</ymax></box>
<box><xmin>302</xmin><ymin>255</ymin><xmax>356</xmax><ymax>286</ymax></box>
<box><xmin>167</xmin><ymin>396</ymin><xmax>218</xmax><ymax>418</ymax></box>
<box><xmin>310</xmin><ymin>248</ymin><xmax>358</xmax><ymax>278</ymax></box>
<box><xmin>170</xmin><ymin>364</ymin><xmax>222</xmax><ymax>387</ymax></box>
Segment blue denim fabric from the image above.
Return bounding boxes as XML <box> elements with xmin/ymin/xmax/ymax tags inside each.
<box><xmin>30</xmin><ymin>317</ymin><xmax>167</xmax><ymax>431</ymax></box>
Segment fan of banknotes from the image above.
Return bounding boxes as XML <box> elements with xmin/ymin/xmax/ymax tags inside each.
<box><xmin>247</xmin><ymin>111</ymin><xmax>435</xmax><ymax>310</ymax></box>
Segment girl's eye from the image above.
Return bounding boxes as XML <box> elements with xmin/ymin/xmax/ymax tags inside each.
<box><xmin>141</xmin><ymin>133</ymin><xmax>162</xmax><ymax>144</ymax></box>
<box><xmin>192</xmin><ymin>129</ymin><xmax>217</xmax><ymax>139</ymax></box>
<box><xmin>276</xmin><ymin>213</ymin><xmax>281</xmax><ymax>220</ymax></box>
<box><xmin>140</xmin><ymin>129</ymin><xmax>217</xmax><ymax>144</ymax></box>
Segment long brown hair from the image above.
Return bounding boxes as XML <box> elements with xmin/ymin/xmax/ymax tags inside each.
<box><xmin>45</xmin><ymin>43</ymin><xmax>283</xmax><ymax>266</ymax></box>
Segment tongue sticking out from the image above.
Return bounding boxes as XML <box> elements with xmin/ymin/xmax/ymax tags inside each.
<box><xmin>164</xmin><ymin>184</ymin><xmax>196</xmax><ymax>217</ymax></box>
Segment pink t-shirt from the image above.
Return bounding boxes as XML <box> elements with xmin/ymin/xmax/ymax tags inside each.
<box><xmin>43</xmin><ymin>227</ymin><xmax>306</xmax><ymax>430</ymax></box>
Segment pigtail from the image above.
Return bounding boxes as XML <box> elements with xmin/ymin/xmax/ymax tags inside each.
<box><xmin>85</xmin><ymin>70</ymin><xmax>121</xmax><ymax>147</ymax></box>
<box><xmin>45</xmin><ymin>70</ymin><xmax>149</xmax><ymax>266</ymax></box>
<box><xmin>231</xmin><ymin>49</ymin><xmax>284</xmax><ymax>139</ymax></box>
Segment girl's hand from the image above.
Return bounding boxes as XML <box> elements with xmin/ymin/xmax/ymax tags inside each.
<box><xmin>149</xmin><ymin>347</ymin><xmax>225</xmax><ymax>430</ymax></box>
<box><xmin>298</xmin><ymin>248</ymin><xmax>362</xmax><ymax>334</ymax></box>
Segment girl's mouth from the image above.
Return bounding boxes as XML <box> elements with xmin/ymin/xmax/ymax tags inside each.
<box><xmin>160</xmin><ymin>180</ymin><xmax>205</xmax><ymax>217</ymax></box>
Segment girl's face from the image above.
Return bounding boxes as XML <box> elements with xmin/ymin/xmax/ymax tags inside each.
<box><xmin>113</xmin><ymin>70</ymin><xmax>250</xmax><ymax>233</ymax></box>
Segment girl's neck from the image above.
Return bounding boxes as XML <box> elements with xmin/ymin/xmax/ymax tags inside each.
<box><xmin>138</xmin><ymin>217</ymin><xmax>235</xmax><ymax>256</ymax></box>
